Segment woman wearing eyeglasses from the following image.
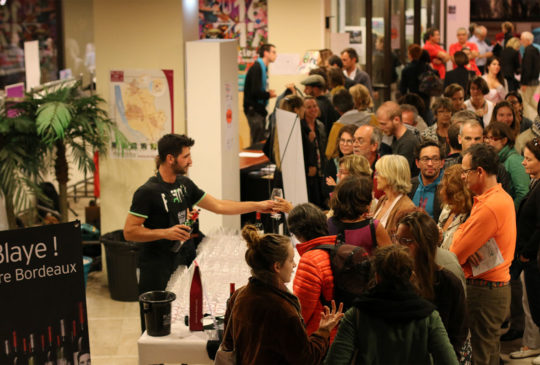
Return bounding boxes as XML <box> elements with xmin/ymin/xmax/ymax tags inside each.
<box><xmin>509</xmin><ymin>138</ymin><xmax>540</xmax><ymax>364</ymax></box>
<box><xmin>395</xmin><ymin>211</ymin><xmax>470</xmax><ymax>364</ymax></box>
<box><xmin>324</xmin><ymin>124</ymin><xmax>357</xmax><ymax>188</ymax></box>
<box><xmin>484</xmin><ymin>121</ymin><xmax>530</xmax><ymax>209</ymax></box>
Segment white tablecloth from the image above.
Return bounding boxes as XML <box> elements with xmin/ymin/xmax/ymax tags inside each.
<box><xmin>137</xmin><ymin>321</ymin><xmax>212</xmax><ymax>365</ymax></box>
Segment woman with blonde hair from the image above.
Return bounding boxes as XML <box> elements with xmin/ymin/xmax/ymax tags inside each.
<box><xmin>438</xmin><ymin>164</ymin><xmax>473</xmax><ymax>250</ymax></box>
<box><xmin>349</xmin><ymin>83</ymin><xmax>377</xmax><ymax>126</ymax></box>
<box><xmin>221</xmin><ymin>225</ymin><xmax>343</xmax><ymax>364</ymax></box>
<box><xmin>371</xmin><ymin>154</ymin><xmax>416</xmax><ymax>233</ymax></box>
<box><xmin>326</xmin><ymin>154</ymin><xmax>371</xmax><ymax>187</ymax></box>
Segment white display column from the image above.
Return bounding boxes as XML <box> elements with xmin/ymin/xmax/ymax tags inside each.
<box><xmin>186</xmin><ymin>39</ymin><xmax>240</xmax><ymax>233</ymax></box>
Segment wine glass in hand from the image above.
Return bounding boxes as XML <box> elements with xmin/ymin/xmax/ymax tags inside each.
<box><xmin>270</xmin><ymin>188</ymin><xmax>283</xmax><ymax>219</ymax></box>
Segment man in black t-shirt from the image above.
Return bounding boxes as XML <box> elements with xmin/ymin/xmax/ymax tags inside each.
<box><xmin>124</xmin><ymin>134</ymin><xmax>275</xmax><ymax>331</ymax></box>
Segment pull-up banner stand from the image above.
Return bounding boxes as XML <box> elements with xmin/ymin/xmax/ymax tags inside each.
<box><xmin>0</xmin><ymin>221</ymin><xmax>91</xmax><ymax>365</ymax></box>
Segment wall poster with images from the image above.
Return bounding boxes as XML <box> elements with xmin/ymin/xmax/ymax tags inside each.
<box><xmin>0</xmin><ymin>222</ymin><xmax>90</xmax><ymax>365</ymax></box>
<box><xmin>198</xmin><ymin>0</ymin><xmax>268</xmax><ymax>91</ymax></box>
<box><xmin>0</xmin><ymin>0</ymin><xmax>63</xmax><ymax>90</ymax></box>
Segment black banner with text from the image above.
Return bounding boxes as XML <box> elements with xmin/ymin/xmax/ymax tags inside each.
<box><xmin>0</xmin><ymin>221</ymin><xmax>90</xmax><ymax>365</ymax></box>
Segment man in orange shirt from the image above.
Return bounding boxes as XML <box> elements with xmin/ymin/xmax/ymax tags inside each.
<box><xmin>450</xmin><ymin>143</ymin><xmax>516</xmax><ymax>365</ymax></box>
<box><xmin>423</xmin><ymin>27</ymin><xmax>450</xmax><ymax>79</ymax></box>
<box><xmin>449</xmin><ymin>27</ymin><xmax>481</xmax><ymax>75</ymax></box>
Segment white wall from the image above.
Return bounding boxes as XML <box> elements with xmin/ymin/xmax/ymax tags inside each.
<box><xmin>94</xmin><ymin>0</ymin><xmax>195</xmax><ymax>235</ymax></box>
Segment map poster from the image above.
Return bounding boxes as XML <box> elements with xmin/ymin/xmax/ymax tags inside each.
<box><xmin>109</xmin><ymin>69</ymin><xmax>174</xmax><ymax>159</ymax></box>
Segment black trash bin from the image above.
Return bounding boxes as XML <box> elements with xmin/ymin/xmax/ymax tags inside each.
<box><xmin>101</xmin><ymin>230</ymin><xmax>142</xmax><ymax>302</ymax></box>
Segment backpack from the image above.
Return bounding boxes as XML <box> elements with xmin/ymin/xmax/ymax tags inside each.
<box><xmin>418</xmin><ymin>68</ymin><xmax>443</xmax><ymax>96</ymax></box>
<box><xmin>309</xmin><ymin>221</ymin><xmax>377</xmax><ymax>311</ymax></box>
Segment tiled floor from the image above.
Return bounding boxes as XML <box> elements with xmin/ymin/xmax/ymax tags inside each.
<box><xmin>86</xmin><ymin>270</ymin><xmax>140</xmax><ymax>365</ymax></box>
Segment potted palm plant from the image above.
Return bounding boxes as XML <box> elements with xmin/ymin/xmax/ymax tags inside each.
<box><xmin>33</xmin><ymin>81</ymin><xmax>126</xmax><ymax>222</ymax></box>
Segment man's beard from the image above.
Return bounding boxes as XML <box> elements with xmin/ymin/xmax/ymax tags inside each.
<box><xmin>172</xmin><ymin>161</ymin><xmax>188</xmax><ymax>175</ymax></box>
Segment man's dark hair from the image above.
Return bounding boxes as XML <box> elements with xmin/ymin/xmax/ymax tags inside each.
<box><xmin>287</xmin><ymin>203</ymin><xmax>329</xmax><ymax>241</ymax></box>
<box><xmin>332</xmin><ymin>89</ymin><xmax>354</xmax><ymax>113</ymax></box>
<box><xmin>398</xmin><ymin>93</ymin><xmax>426</xmax><ymax>115</ymax></box>
<box><xmin>414</xmin><ymin>139</ymin><xmax>444</xmax><ymax>160</ymax></box>
<box><xmin>426</xmin><ymin>27</ymin><xmax>439</xmax><ymax>40</ymax></box>
<box><xmin>448</xmin><ymin>123</ymin><xmax>462</xmax><ymax>151</ymax></box>
<box><xmin>258</xmin><ymin>43</ymin><xmax>275</xmax><ymax>58</ymax></box>
<box><xmin>465</xmin><ymin>144</ymin><xmax>499</xmax><ymax>175</ymax></box>
<box><xmin>341</xmin><ymin>47</ymin><xmax>358</xmax><ymax>62</ymax></box>
<box><xmin>328</xmin><ymin>55</ymin><xmax>343</xmax><ymax>68</ymax></box>
<box><xmin>158</xmin><ymin>134</ymin><xmax>195</xmax><ymax>163</ymax></box>
<box><xmin>454</xmin><ymin>51</ymin><xmax>469</xmax><ymax>67</ymax></box>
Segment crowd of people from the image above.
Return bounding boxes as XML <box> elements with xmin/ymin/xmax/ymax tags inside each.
<box><xmin>224</xmin><ymin>21</ymin><xmax>540</xmax><ymax>365</ymax></box>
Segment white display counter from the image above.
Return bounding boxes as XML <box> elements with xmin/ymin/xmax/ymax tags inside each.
<box><xmin>138</xmin><ymin>322</ymin><xmax>212</xmax><ymax>365</ymax></box>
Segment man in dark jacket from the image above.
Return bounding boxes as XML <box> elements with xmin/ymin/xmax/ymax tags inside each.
<box><xmin>243</xmin><ymin>43</ymin><xmax>277</xmax><ymax>146</ymax></box>
<box><xmin>520</xmin><ymin>32</ymin><xmax>540</xmax><ymax>120</ymax></box>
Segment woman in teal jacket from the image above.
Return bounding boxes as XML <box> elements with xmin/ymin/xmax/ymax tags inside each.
<box><xmin>324</xmin><ymin>245</ymin><xmax>458</xmax><ymax>365</ymax></box>
<box><xmin>485</xmin><ymin>121</ymin><xmax>530</xmax><ymax>209</ymax></box>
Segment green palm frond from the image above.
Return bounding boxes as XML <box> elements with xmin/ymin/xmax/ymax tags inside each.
<box><xmin>36</xmin><ymin>102</ymin><xmax>73</xmax><ymax>143</ymax></box>
<box><xmin>70</xmin><ymin>140</ymin><xmax>95</xmax><ymax>174</ymax></box>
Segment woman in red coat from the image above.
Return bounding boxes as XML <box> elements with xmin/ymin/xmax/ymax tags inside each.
<box><xmin>287</xmin><ymin>203</ymin><xmax>339</xmax><ymax>339</ymax></box>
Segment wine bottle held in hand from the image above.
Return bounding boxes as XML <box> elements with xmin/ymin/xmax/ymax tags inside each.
<box><xmin>270</xmin><ymin>188</ymin><xmax>283</xmax><ymax>219</ymax></box>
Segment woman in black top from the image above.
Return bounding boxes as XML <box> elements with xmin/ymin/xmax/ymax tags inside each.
<box><xmin>517</xmin><ymin>138</ymin><xmax>540</xmax><ymax>328</ymax></box>
<box><xmin>396</xmin><ymin>211</ymin><xmax>470</xmax><ymax>364</ymax></box>
<box><xmin>500</xmin><ymin>37</ymin><xmax>521</xmax><ymax>92</ymax></box>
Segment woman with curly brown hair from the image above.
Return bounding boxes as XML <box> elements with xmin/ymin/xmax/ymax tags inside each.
<box><xmin>437</xmin><ymin>164</ymin><xmax>474</xmax><ymax>250</ymax></box>
<box><xmin>221</xmin><ymin>225</ymin><xmax>343</xmax><ymax>364</ymax></box>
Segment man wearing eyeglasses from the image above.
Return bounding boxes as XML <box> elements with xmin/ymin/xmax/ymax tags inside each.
<box><xmin>408</xmin><ymin>140</ymin><xmax>444</xmax><ymax>221</ymax></box>
<box><xmin>450</xmin><ymin>143</ymin><xmax>516</xmax><ymax>365</ymax></box>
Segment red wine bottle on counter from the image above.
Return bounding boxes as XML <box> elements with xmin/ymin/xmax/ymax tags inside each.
<box><xmin>45</xmin><ymin>326</ymin><xmax>56</xmax><ymax>365</ymax></box>
<box><xmin>189</xmin><ymin>263</ymin><xmax>203</xmax><ymax>331</ymax></box>
<box><xmin>56</xmin><ymin>319</ymin><xmax>73</xmax><ymax>365</ymax></box>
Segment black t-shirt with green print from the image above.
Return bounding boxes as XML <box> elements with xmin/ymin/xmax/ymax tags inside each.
<box><xmin>129</xmin><ymin>172</ymin><xmax>205</xmax><ymax>253</ymax></box>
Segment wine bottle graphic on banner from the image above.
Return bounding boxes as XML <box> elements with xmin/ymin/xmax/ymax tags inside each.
<box><xmin>3</xmin><ymin>339</ymin><xmax>13</xmax><ymax>364</ymax></box>
<box><xmin>45</xmin><ymin>325</ymin><xmax>56</xmax><ymax>364</ymax></box>
<box><xmin>28</xmin><ymin>333</ymin><xmax>40</xmax><ymax>365</ymax></box>
<box><xmin>12</xmin><ymin>331</ymin><xmax>20</xmax><ymax>365</ymax></box>
<box><xmin>57</xmin><ymin>319</ymin><xmax>73</xmax><ymax>365</ymax></box>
